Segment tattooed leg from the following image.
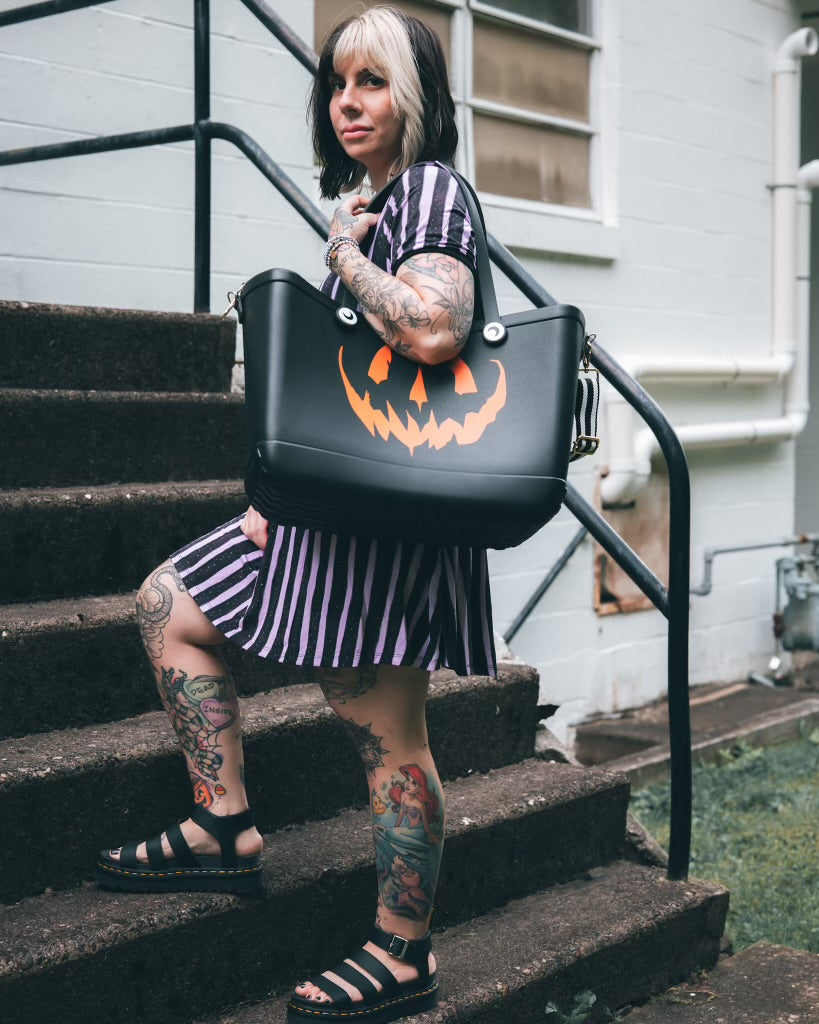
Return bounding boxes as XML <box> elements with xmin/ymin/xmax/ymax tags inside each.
<box><xmin>296</xmin><ymin>665</ymin><xmax>441</xmax><ymax>1006</ymax></box>
<box><xmin>107</xmin><ymin>561</ymin><xmax>262</xmax><ymax>865</ymax></box>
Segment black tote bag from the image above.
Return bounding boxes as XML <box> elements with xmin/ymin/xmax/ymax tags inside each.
<box><xmin>238</xmin><ymin>166</ymin><xmax>584</xmax><ymax>549</ymax></box>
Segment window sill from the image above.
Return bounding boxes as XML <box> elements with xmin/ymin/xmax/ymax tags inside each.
<box><xmin>480</xmin><ymin>195</ymin><xmax>619</xmax><ymax>262</ymax></box>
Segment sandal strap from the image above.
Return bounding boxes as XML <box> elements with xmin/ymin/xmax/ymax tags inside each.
<box><xmin>145</xmin><ymin>832</ymin><xmax>167</xmax><ymax>868</ymax></box>
<box><xmin>190</xmin><ymin>805</ymin><xmax>254</xmax><ymax>869</ymax></box>
<box><xmin>119</xmin><ymin>841</ymin><xmax>140</xmax><ymax>868</ymax></box>
<box><xmin>326</xmin><ymin>959</ymin><xmax>381</xmax><ymax>1001</ymax></box>
<box><xmin>347</xmin><ymin>948</ymin><xmax>400</xmax><ymax>996</ymax></box>
<box><xmin>306</xmin><ymin>974</ymin><xmax>350</xmax><ymax>1006</ymax></box>
<box><xmin>368</xmin><ymin>925</ymin><xmax>432</xmax><ymax>976</ymax></box>
<box><xmin>165</xmin><ymin>820</ymin><xmax>197</xmax><ymax>867</ymax></box>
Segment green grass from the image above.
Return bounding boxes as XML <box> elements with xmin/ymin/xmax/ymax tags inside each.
<box><xmin>630</xmin><ymin>727</ymin><xmax>819</xmax><ymax>953</ymax></box>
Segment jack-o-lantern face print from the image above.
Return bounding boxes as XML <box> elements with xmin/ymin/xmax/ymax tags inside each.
<box><xmin>338</xmin><ymin>344</ymin><xmax>506</xmax><ymax>455</ymax></box>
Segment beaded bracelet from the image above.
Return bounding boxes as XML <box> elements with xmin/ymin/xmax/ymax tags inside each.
<box><xmin>323</xmin><ymin>234</ymin><xmax>360</xmax><ymax>268</ymax></box>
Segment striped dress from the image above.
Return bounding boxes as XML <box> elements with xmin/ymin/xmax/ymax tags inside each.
<box><xmin>171</xmin><ymin>162</ymin><xmax>496</xmax><ymax>677</ymax></box>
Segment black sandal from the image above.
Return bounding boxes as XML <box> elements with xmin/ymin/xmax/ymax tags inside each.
<box><xmin>287</xmin><ymin>925</ymin><xmax>438</xmax><ymax>1023</ymax></box>
<box><xmin>95</xmin><ymin>806</ymin><xmax>263</xmax><ymax>893</ymax></box>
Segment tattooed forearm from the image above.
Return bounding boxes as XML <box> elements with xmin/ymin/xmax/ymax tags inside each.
<box><xmin>315</xmin><ymin>665</ymin><xmax>379</xmax><ymax>704</ymax></box>
<box><xmin>136</xmin><ymin>562</ymin><xmax>186</xmax><ymax>662</ymax></box>
<box><xmin>341</xmin><ymin>719</ymin><xmax>389</xmax><ymax>775</ymax></box>
<box><xmin>400</xmin><ymin>254</ymin><xmax>474</xmax><ymax>348</ymax></box>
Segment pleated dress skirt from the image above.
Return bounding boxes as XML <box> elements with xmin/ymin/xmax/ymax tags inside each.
<box><xmin>170</xmin><ymin>514</ymin><xmax>497</xmax><ymax>677</ymax></box>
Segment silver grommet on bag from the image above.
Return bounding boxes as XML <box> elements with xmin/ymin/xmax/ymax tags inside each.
<box><xmin>336</xmin><ymin>307</ymin><xmax>358</xmax><ymax>327</ymax></box>
<box><xmin>483</xmin><ymin>321</ymin><xmax>507</xmax><ymax>345</ymax></box>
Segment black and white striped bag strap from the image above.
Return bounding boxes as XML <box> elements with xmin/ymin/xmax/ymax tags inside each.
<box><xmin>570</xmin><ymin>333</ymin><xmax>600</xmax><ymax>462</ymax></box>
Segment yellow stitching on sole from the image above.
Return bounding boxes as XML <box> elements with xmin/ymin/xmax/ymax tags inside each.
<box><xmin>98</xmin><ymin>862</ymin><xmax>261</xmax><ymax>878</ymax></box>
<box><xmin>287</xmin><ymin>982</ymin><xmax>437</xmax><ymax>1019</ymax></box>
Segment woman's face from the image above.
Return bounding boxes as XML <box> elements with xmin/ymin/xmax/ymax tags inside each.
<box><xmin>329</xmin><ymin>53</ymin><xmax>403</xmax><ymax>188</ymax></box>
<box><xmin>403</xmin><ymin>774</ymin><xmax>418</xmax><ymax>794</ymax></box>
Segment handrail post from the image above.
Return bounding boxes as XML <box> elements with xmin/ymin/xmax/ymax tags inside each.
<box><xmin>193</xmin><ymin>0</ymin><xmax>211</xmax><ymax>312</ymax></box>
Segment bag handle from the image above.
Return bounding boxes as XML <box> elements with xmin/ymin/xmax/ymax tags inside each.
<box><xmin>334</xmin><ymin>162</ymin><xmax>506</xmax><ymax>344</ymax></box>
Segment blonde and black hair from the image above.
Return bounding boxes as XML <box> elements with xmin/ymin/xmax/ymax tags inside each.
<box><xmin>310</xmin><ymin>6</ymin><xmax>458</xmax><ymax>198</ymax></box>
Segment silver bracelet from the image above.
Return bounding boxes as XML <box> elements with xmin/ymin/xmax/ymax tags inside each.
<box><xmin>323</xmin><ymin>234</ymin><xmax>360</xmax><ymax>268</ymax></box>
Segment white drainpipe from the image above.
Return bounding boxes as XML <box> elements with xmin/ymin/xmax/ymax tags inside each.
<box><xmin>600</xmin><ymin>28</ymin><xmax>818</xmax><ymax>507</ymax></box>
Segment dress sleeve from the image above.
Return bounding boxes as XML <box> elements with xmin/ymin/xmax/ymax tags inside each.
<box><xmin>388</xmin><ymin>163</ymin><xmax>477</xmax><ymax>276</ymax></box>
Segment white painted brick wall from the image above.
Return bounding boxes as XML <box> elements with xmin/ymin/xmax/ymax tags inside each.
<box><xmin>0</xmin><ymin>0</ymin><xmax>320</xmax><ymax>310</ymax></box>
<box><xmin>1</xmin><ymin>0</ymin><xmax>813</xmax><ymax>739</ymax></box>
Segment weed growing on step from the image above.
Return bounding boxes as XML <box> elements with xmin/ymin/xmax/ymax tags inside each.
<box><xmin>544</xmin><ymin>990</ymin><xmax>628</xmax><ymax>1022</ymax></box>
<box><xmin>630</xmin><ymin>730</ymin><xmax>819</xmax><ymax>952</ymax></box>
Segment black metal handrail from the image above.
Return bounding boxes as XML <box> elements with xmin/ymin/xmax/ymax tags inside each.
<box><xmin>0</xmin><ymin>0</ymin><xmax>692</xmax><ymax>880</ymax></box>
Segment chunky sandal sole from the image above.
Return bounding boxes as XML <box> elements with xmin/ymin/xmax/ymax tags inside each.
<box><xmin>287</xmin><ymin>980</ymin><xmax>438</xmax><ymax>1023</ymax></box>
<box><xmin>287</xmin><ymin>926</ymin><xmax>437</xmax><ymax>1023</ymax></box>
<box><xmin>95</xmin><ymin>858</ymin><xmax>263</xmax><ymax>893</ymax></box>
<box><xmin>96</xmin><ymin>806</ymin><xmax>263</xmax><ymax>894</ymax></box>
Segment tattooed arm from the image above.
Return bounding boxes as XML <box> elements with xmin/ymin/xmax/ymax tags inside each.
<box><xmin>328</xmin><ymin>195</ymin><xmax>474</xmax><ymax>365</ymax></box>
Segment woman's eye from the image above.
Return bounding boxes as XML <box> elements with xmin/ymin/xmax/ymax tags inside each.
<box><xmin>365</xmin><ymin>74</ymin><xmax>385</xmax><ymax>87</ymax></box>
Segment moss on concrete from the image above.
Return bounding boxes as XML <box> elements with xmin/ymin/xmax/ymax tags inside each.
<box><xmin>631</xmin><ymin>731</ymin><xmax>819</xmax><ymax>953</ymax></box>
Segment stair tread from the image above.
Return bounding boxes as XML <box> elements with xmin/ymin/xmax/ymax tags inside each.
<box><xmin>0</xmin><ymin>300</ymin><xmax>235</xmax><ymax>393</ymax></box>
<box><xmin>0</xmin><ymin>478</ymin><xmax>245</xmax><ymax>506</ymax></box>
<box><xmin>0</xmin><ymin>591</ymin><xmax>136</xmax><ymax>631</ymax></box>
<box><xmin>0</xmin><ymin>388</ymin><xmax>241</xmax><ymax>402</ymax></box>
<box><xmin>203</xmin><ymin>860</ymin><xmax>727</xmax><ymax>1024</ymax></box>
<box><xmin>622</xmin><ymin>941</ymin><xmax>819</xmax><ymax>1022</ymax></box>
<box><xmin>0</xmin><ymin>666</ymin><xmax>537</xmax><ymax>782</ymax></box>
<box><xmin>0</xmin><ymin>758</ymin><xmax>628</xmax><ymax>969</ymax></box>
<box><xmin>0</xmin><ymin>299</ymin><xmax>228</xmax><ymax>325</ymax></box>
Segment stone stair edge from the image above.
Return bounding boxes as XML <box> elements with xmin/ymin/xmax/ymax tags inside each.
<box><xmin>0</xmin><ymin>666</ymin><xmax>537</xmax><ymax>781</ymax></box>
<box><xmin>0</xmin><ymin>756</ymin><xmax>628</xmax><ymax>972</ymax></box>
<box><xmin>0</xmin><ymin>298</ymin><xmax>230</xmax><ymax>325</ymax></box>
<box><xmin>201</xmin><ymin>861</ymin><xmax>729</xmax><ymax>1024</ymax></box>
<box><xmin>620</xmin><ymin>941</ymin><xmax>819</xmax><ymax>1022</ymax></box>
<box><xmin>0</xmin><ymin>591</ymin><xmax>136</xmax><ymax>632</ymax></box>
<box><xmin>0</xmin><ymin>388</ymin><xmax>243</xmax><ymax>403</ymax></box>
<box><xmin>0</xmin><ymin>666</ymin><xmax>543</xmax><ymax>901</ymax></box>
<box><xmin>0</xmin><ymin>478</ymin><xmax>245</xmax><ymax>508</ymax></box>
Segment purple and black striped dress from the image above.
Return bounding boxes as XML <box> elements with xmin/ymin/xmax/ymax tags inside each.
<box><xmin>171</xmin><ymin>163</ymin><xmax>496</xmax><ymax>677</ymax></box>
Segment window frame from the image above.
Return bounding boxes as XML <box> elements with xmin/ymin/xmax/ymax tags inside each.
<box><xmin>446</xmin><ymin>0</ymin><xmax>617</xmax><ymax>259</ymax></box>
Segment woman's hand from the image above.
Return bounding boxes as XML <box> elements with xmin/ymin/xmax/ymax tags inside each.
<box><xmin>329</xmin><ymin>195</ymin><xmax>379</xmax><ymax>245</ymax></box>
<box><xmin>241</xmin><ymin>505</ymin><xmax>269</xmax><ymax>550</ymax></box>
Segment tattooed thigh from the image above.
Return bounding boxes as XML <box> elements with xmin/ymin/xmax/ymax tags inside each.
<box><xmin>136</xmin><ymin>560</ymin><xmax>187</xmax><ymax>662</ymax></box>
<box><xmin>315</xmin><ymin>665</ymin><xmax>380</xmax><ymax>704</ymax></box>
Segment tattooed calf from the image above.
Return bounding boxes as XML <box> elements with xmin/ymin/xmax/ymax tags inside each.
<box><xmin>341</xmin><ymin>719</ymin><xmax>389</xmax><ymax>775</ymax></box>
<box><xmin>158</xmin><ymin>667</ymin><xmax>236</xmax><ymax>781</ymax></box>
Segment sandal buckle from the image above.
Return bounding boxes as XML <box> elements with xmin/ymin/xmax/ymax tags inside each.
<box><xmin>388</xmin><ymin>934</ymin><xmax>411</xmax><ymax>959</ymax></box>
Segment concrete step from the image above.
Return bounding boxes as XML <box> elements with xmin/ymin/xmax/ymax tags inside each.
<box><xmin>0</xmin><ymin>593</ymin><xmax>297</xmax><ymax>740</ymax></box>
<box><xmin>0</xmin><ymin>299</ymin><xmax>235</xmax><ymax>392</ymax></box>
<box><xmin>0</xmin><ymin>665</ymin><xmax>541</xmax><ymax>902</ymax></box>
<box><xmin>621</xmin><ymin>941</ymin><xmax>819</xmax><ymax>1022</ymax></box>
<box><xmin>206</xmin><ymin>861</ymin><xmax>727</xmax><ymax>1024</ymax></box>
<box><xmin>0</xmin><ymin>759</ymin><xmax>635</xmax><ymax>1024</ymax></box>
<box><xmin>0</xmin><ymin>480</ymin><xmax>246</xmax><ymax>604</ymax></box>
<box><xmin>0</xmin><ymin>389</ymin><xmax>244</xmax><ymax>488</ymax></box>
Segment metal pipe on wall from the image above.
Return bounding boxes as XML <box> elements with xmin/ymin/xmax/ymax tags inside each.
<box><xmin>600</xmin><ymin>27</ymin><xmax>818</xmax><ymax>508</ymax></box>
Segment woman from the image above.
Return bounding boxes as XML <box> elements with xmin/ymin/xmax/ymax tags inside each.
<box><xmin>97</xmin><ymin>7</ymin><xmax>495</xmax><ymax>1022</ymax></box>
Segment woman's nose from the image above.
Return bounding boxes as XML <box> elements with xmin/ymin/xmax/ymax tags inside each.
<box><xmin>338</xmin><ymin>85</ymin><xmax>361</xmax><ymax>112</ymax></box>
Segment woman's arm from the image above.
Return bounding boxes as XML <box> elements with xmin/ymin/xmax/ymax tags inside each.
<box><xmin>328</xmin><ymin>196</ymin><xmax>474</xmax><ymax>366</ymax></box>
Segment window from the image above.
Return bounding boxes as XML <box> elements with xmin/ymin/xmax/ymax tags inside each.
<box><xmin>314</xmin><ymin>0</ymin><xmax>598</xmax><ymax>211</ymax></box>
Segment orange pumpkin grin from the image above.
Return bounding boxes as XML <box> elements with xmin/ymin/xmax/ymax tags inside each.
<box><xmin>338</xmin><ymin>344</ymin><xmax>507</xmax><ymax>455</ymax></box>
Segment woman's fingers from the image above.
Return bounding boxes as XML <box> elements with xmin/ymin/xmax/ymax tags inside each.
<box><xmin>329</xmin><ymin>195</ymin><xmax>379</xmax><ymax>243</ymax></box>
<box><xmin>240</xmin><ymin>505</ymin><xmax>269</xmax><ymax>550</ymax></box>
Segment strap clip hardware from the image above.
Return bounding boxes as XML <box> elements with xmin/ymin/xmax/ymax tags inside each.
<box><xmin>388</xmin><ymin>935</ymin><xmax>411</xmax><ymax>959</ymax></box>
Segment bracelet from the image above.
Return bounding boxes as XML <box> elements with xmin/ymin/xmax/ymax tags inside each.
<box><xmin>323</xmin><ymin>234</ymin><xmax>360</xmax><ymax>268</ymax></box>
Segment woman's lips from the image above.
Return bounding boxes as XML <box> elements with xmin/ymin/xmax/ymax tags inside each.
<box><xmin>342</xmin><ymin>127</ymin><xmax>371</xmax><ymax>139</ymax></box>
